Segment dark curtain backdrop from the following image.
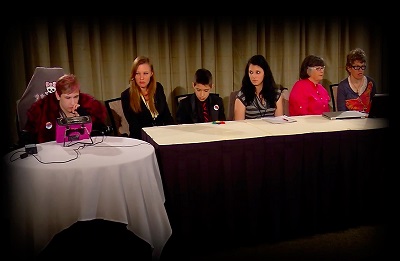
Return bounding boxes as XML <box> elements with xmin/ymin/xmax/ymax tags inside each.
<box><xmin>2</xmin><ymin>16</ymin><xmax>387</xmax><ymax>152</ymax></box>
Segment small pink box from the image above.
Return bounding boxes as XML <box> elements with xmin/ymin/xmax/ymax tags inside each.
<box><xmin>55</xmin><ymin>116</ymin><xmax>92</xmax><ymax>144</ymax></box>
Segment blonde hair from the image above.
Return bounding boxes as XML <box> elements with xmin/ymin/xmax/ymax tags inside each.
<box><xmin>128</xmin><ymin>56</ymin><xmax>157</xmax><ymax>113</ymax></box>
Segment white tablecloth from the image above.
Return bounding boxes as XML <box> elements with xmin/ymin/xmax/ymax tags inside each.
<box><xmin>142</xmin><ymin>115</ymin><xmax>389</xmax><ymax>145</ymax></box>
<box><xmin>4</xmin><ymin>136</ymin><xmax>171</xmax><ymax>260</ymax></box>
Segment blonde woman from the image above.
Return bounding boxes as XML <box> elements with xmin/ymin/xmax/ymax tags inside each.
<box><xmin>121</xmin><ymin>56</ymin><xmax>175</xmax><ymax>140</ymax></box>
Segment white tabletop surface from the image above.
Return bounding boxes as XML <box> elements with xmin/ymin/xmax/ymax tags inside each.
<box><xmin>142</xmin><ymin>115</ymin><xmax>389</xmax><ymax>145</ymax></box>
<box><xmin>246</xmin><ymin>115</ymin><xmax>389</xmax><ymax>136</ymax></box>
<box><xmin>4</xmin><ymin>136</ymin><xmax>171</xmax><ymax>260</ymax></box>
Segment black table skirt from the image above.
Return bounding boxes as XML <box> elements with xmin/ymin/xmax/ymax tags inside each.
<box><xmin>143</xmin><ymin>128</ymin><xmax>389</xmax><ymax>248</ymax></box>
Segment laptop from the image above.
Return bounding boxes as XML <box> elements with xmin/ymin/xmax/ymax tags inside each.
<box><xmin>322</xmin><ymin>110</ymin><xmax>368</xmax><ymax>120</ymax></box>
<box><xmin>367</xmin><ymin>93</ymin><xmax>389</xmax><ymax>118</ymax></box>
<box><xmin>55</xmin><ymin>116</ymin><xmax>93</xmax><ymax>144</ymax></box>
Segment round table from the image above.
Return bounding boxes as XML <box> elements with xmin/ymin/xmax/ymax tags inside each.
<box><xmin>4</xmin><ymin>136</ymin><xmax>171</xmax><ymax>260</ymax></box>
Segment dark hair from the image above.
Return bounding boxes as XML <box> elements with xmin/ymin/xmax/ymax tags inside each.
<box><xmin>299</xmin><ymin>55</ymin><xmax>325</xmax><ymax>79</ymax></box>
<box><xmin>345</xmin><ymin>48</ymin><xmax>367</xmax><ymax>74</ymax></box>
<box><xmin>241</xmin><ymin>54</ymin><xmax>278</xmax><ymax>107</ymax></box>
<box><xmin>194</xmin><ymin>68</ymin><xmax>212</xmax><ymax>86</ymax></box>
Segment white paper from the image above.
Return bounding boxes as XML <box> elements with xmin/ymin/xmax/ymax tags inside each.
<box><xmin>261</xmin><ymin>115</ymin><xmax>297</xmax><ymax>124</ymax></box>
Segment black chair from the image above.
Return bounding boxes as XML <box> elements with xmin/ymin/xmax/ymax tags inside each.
<box><xmin>104</xmin><ymin>97</ymin><xmax>129</xmax><ymax>137</ymax></box>
<box><xmin>329</xmin><ymin>83</ymin><xmax>339</xmax><ymax>112</ymax></box>
<box><xmin>175</xmin><ymin>93</ymin><xmax>221</xmax><ymax>108</ymax></box>
<box><xmin>228</xmin><ymin>90</ymin><xmax>239</xmax><ymax>120</ymax></box>
<box><xmin>16</xmin><ymin>67</ymin><xmax>65</xmax><ymax>147</ymax></box>
<box><xmin>175</xmin><ymin>94</ymin><xmax>190</xmax><ymax>108</ymax></box>
<box><xmin>279</xmin><ymin>85</ymin><xmax>290</xmax><ymax>116</ymax></box>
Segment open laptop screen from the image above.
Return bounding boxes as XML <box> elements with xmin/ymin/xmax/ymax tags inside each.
<box><xmin>368</xmin><ymin>93</ymin><xmax>389</xmax><ymax>118</ymax></box>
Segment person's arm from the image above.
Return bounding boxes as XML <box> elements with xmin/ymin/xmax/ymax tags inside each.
<box><xmin>234</xmin><ymin>98</ymin><xmax>246</xmax><ymax>120</ymax></box>
<box><xmin>337</xmin><ymin>80</ymin><xmax>347</xmax><ymax>111</ymax></box>
<box><xmin>121</xmin><ymin>89</ymin><xmax>143</xmax><ymax>139</ymax></box>
<box><xmin>24</xmin><ymin>105</ymin><xmax>39</xmax><ymax>144</ymax></box>
<box><xmin>24</xmin><ymin>95</ymin><xmax>58</xmax><ymax>144</ymax></box>
<box><xmin>288</xmin><ymin>81</ymin><xmax>309</xmax><ymax>116</ymax></box>
<box><xmin>367</xmin><ymin>76</ymin><xmax>377</xmax><ymax>100</ymax></box>
<box><xmin>176</xmin><ymin>97</ymin><xmax>192</xmax><ymax>124</ymax></box>
<box><xmin>274</xmin><ymin>94</ymin><xmax>284</xmax><ymax>116</ymax></box>
<box><xmin>155</xmin><ymin>83</ymin><xmax>175</xmax><ymax>125</ymax></box>
<box><xmin>217</xmin><ymin>97</ymin><xmax>226</xmax><ymax>121</ymax></box>
<box><xmin>79</xmin><ymin>93</ymin><xmax>107</xmax><ymax>131</ymax></box>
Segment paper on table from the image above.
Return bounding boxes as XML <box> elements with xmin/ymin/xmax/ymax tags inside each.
<box><xmin>261</xmin><ymin>115</ymin><xmax>297</xmax><ymax>124</ymax></box>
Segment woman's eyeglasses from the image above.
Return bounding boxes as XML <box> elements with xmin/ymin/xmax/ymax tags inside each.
<box><xmin>308</xmin><ymin>66</ymin><xmax>325</xmax><ymax>72</ymax></box>
<box><xmin>351</xmin><ymin>65</ymin><xmax>366</xmax><ymax>70</ymax></box>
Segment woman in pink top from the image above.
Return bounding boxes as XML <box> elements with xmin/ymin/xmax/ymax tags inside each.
<box><xmin>289</xmin><ymin>55</ymin><xmax>330</xmax><ymax>116</ymax></box>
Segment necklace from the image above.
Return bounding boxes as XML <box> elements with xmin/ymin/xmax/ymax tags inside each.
<box><xmin>141</xmin><ymin>87</ymin><xmax>149</xmax><ymax>99</ymax></box>
<box><xmin>349</xmin><ymin>77</ymin><xmax>364</xmax><ymax>95</ymax></box>
<box><xmin>253</xmin><ymin>96</ymin><xmax>267</xmax><ymax>117</ymax></box>
<box><xmin>141</xmin><ymin>94</ymin><xmax>158</xmax><ymax>119</ymax></box>
<box><xmin>256</xmin><ymin>94</ymin><xmax>266</xmax><ymax>106</ymax></box>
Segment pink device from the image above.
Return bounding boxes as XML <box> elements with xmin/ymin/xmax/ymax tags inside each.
<box><xmin>55</xmin><ymin>116</ymin><xmax>92</xmax><ymax>144</ymax></box>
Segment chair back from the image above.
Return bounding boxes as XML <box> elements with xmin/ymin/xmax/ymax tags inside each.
<box><xmin>17</xmin><ymin>67</ymin><xmax>65</xmax><ymax>136</ymax></box>
<box><xmin>175</xmin><ymin>94</ymin><xmax>190</xmax><ymax>108</ymax></box>
<box><xmin>228</xmin><ymin>90</ymin><xmax>239</xmax><ymax>120</ymax></box>
<box><xmin>105</xmin><ymin>97</ymin><xmax>129</xmax><ymax>136</ymax></box>
<box><xmin>329</xmin><ymin>84</ymin><xmax>339</xmax><ymax>111</ymax></box>
<box><xmin>279</xmin><ymin>86</ymin><xmax>290</xmax><ymax>116</ymax></box>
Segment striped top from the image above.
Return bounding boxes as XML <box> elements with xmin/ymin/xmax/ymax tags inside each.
<box><xmin>236</xmin><ymin>89</ymin><xmax>281</xmax><ymax>119</ymax></box>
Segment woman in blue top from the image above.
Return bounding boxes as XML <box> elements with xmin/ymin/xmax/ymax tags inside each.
<box><xmin>337</xmin><ymin>48</ymin><xmax>377</xmax><ymax>112</ymax></box>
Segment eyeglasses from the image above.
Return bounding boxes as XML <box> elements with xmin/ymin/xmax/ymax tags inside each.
<box><xmin>308</xmin><ymin>66</ymin><xmax>325</xmax><ymax>72</ymax></box>
<box><xmin>351</xmin><ymin>65</ymin><xmax>366</xmax><ymax>70</ymax></box>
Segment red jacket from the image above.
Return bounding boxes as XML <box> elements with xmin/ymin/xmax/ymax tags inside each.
<box><xmin>25</xmin><ymin>92</ymin><xmax>107</xmax><ymax>143</ymax></box>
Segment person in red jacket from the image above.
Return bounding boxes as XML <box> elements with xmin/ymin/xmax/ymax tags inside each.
<box><xmin>24</xmin><ymin>74</ymin><xmax>107</xmax><ymax>144</ymax></box>
<box><xmin>289</xmin><ymin>55</ymin><xmax>330</xmax><ymax>116</ymax></box>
